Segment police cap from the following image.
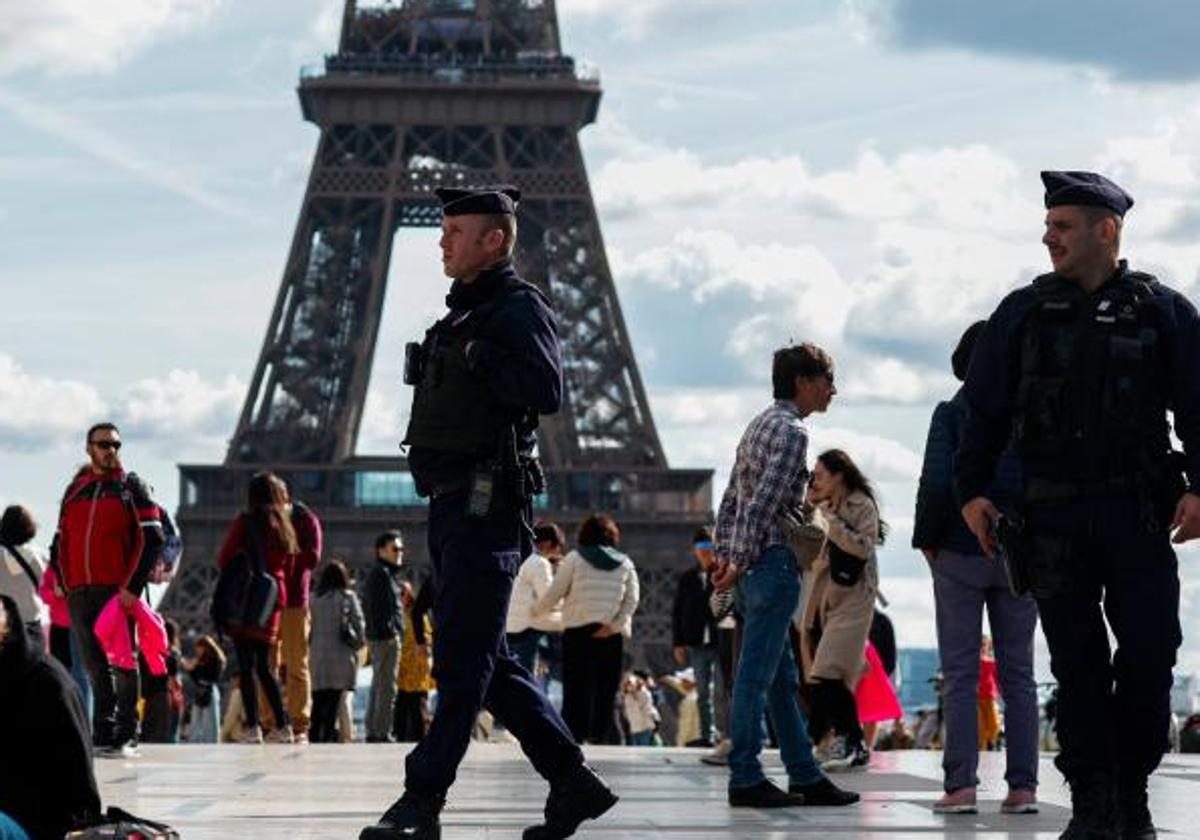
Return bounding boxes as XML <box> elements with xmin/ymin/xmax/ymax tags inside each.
<box><xmin>1041</xmin><ymin>170</ymin><xmax>1134</xmax><ymax>217</ymax></box>
<box><xmin>435</xmin><ymin>185</ymin><xmax>521</xmax><ymax>217</ymax></box>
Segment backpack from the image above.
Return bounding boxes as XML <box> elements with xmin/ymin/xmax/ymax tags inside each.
<box><xmin>209</xmin><ymin>517</ymin><xmax>279</xmax><ymax>641</ymax></box>
<box><xmin>148</xmin><ymin>507</ymin><xmax>182</xmax><ymax>585</ymax></box>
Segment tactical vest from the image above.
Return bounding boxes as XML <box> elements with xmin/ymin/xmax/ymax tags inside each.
<box><xmin>402</xmin><ymin>286</ymin><xmax>530</xmax><ymax>458</ymax></box>
<box><xmin>1013</xmin><ymin>271</ymin><xmax>1170</xmax><ymax>481</ymax></box>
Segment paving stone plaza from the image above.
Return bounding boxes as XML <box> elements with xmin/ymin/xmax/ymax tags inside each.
<box><xmin>94</xmin><ymin>744</ymin><xmax>1195</xmax><ymax>837</ymax></box>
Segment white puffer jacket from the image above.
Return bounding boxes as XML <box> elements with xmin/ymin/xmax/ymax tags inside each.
<box><xmin>506</xmin><ymin>553</ymin><xmax>564</xmax><ymax>634</ymax></box>
<box><xmin>533</xmin><ymin>548</ymin><xmax>639</xmax><ymax>637</ymax></box>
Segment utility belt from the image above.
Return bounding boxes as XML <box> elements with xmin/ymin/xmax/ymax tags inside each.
<box><xmin>999</xmin><ymin>453</ymin><xmax>1186</xmax><ymax>599</ymax></box>
<box><xmin>431</xmin><ymin>455</ymin><xmax>546</xmax><ymax>518</ymax></box>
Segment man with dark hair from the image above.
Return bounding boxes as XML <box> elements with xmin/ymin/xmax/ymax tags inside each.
<box><xmin>958</xmin><ymin>171</ymin><xmax>1200</xmax><ymax>839</ymax></box>
<box><xmin>53</xmin><ymin>422</ymin><xmax>164</xmax><ymax>759</ymax></box>
<box><xmin>672</xmin><ymin>525</ymin><xmax>720</xmax><ymax>747</ymax></box>
<box><xmin>0</xmin><ymin>595</ymin><xmax>101</xmax><ymax>839</ymax></box>
<box><xmin>362</xmin><ymin>187</ymin><xmax>615</xmax><ymax>840</ymax></box>
<box><xmin>705</xmin><ymin>340</ymin><xmax>859</xmax><ymax>806</ymax></box>
<box><xmin>364</xmin><ymin>529</ymin><xmax>405</xmax><ymax>742</ymax></box>
<box><xmin>712</xmin><ymin>343</ymin><xmax>858</xmax><ymax>809</ymax></box>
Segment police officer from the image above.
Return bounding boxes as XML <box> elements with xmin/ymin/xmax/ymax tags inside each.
<box><xmin>360</xmin><ymin>186</ymin><xmax>617</xmax><ymax>840</ymax></box>
<box><xmin>957</xmin><ymin>171</ymin><xmax>1200</xmax><ymax>840</ymax></box>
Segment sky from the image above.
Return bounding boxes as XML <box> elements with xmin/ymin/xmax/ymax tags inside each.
<box><xmin>3</xmin><ymin>0</ymin><xmax>1200</xmax><ymax>672</ymax></box>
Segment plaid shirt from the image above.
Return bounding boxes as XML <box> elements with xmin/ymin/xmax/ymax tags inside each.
<box><xmin>715</xmin><ymin>400</ymin><xmax>810</xmax><ymax>568</ymax></box>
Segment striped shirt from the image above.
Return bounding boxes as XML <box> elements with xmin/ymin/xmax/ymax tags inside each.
<box><xmin>715</xmin><ymin>400</ymin><xmax>810</xmax><ymax>568</ymax></box>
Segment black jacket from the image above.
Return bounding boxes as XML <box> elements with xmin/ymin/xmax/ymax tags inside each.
<box><xmin>956</xmin><ymin>263</ymin><xmax>1200</xmax><ymax>502</ymax></box>
<box><xmin>913</xmin><ymin>390</ymin><xmax>1022</xmax><ymax>555</ymax></box>
<box><xmin>672</xmin><ymin>566</ymin><xmax>718</xmax><ymax>648</ymax></box>
<box><xmin>0</xmin><ymin>596</ymin><xmax>101</xmax><ymax>839</ymax></box>
<box><xmin>363</xmin><ymin>560</ymin><xmax>404</xmax><ymax>641</ymax></box>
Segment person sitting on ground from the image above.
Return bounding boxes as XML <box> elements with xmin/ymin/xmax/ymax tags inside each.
<box><xmin>0</xmin><ymin>595</ymin><xmax>101</xmax><ymax>840</ymax></box>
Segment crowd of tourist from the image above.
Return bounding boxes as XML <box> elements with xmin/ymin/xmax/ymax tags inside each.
<box><xmin>0</xmin><ymin>342</ymin><xmax>1048</xmax><ymax>838</ymax></box>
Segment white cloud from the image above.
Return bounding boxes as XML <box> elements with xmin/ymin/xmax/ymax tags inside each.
<box><xmin>0</xmin><ymin>354</ymin><xmax>105</xmax><ymax>451</ymax></box>
<box><xmin>0</xmin><ymin>352</ymin><xmax>244</xmax><ymax>459</ymax></box>
<box><xmin>119</xmin><ymin>370</ymin><xmax>244</xmax><ymax>445</ymax></box>
<box><xmin>594</xmin><ymin>133</ymin><xmax>1035</xmax><ymax>234</ymax></box>
<box><xmin>559</xmin><ymin>0</ymin><xmax>735</xmax><ymax>39</ymax></box>
<box><xmin>0</xmin><ymin>1</ymin><xmax>223</xmax><ymax>77</ymax></box>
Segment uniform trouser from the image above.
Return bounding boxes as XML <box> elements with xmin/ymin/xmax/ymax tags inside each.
<box><xmin>367</xmin><ymin>637</ymin><xmax>401</xmax><ymax>740</ymax></box>
<box><xmin>68</xmin><ymin>585</ymin><xmax>139</xmax><ymax>746</ymax></box>
<box><xmin>688</xmin><ymin>645</ymin><xmax>719</xmax><ymax>742</ymax></box>
<box><xmin>728</xmin><ymin>546</ymin><xmax>823</xmax><ymax>790</ymax></box>
<box><xmin>404</xmin><ymin>492</ymin><xmax>584</xmax><ymax>798</ymax></box>
<box><xmin>507</xmin><ymin>628</ymin><xmax>543</xmax><ymax>677</ymax></box>
<box><xmin>929</xmin><ymin>549</ymin><xmax>1039</xmax><ymax>793</ymax></box>
<box><xmin>1029</xmin><ymin>498</ymin><xmax>1181</xmax><ymax>784</ymax></box>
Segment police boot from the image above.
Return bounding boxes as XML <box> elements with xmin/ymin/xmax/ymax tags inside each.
<box><xmin>1060</xmin><ymin>772</ymin><xmax>1118</xmax><ymax>840</ymax></box>
<box><xmin>359</xmin><ymin>791</ymin><xmax>444</xmax><ymax>840</ymax></box>
<box><xmin>523</xmin><ymin>763</ymin><xmax>618</xmax><ymax>840</ymax></box>
<box><xmin>1116</xmin><ymin>773</ymin><xmax>1156</xmax><ymax>840</ymax></box>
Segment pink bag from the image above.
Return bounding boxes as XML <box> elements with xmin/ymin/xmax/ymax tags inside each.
<box><xmin>94</xmin><ymin>596</ymin><xmax>169</xmax><ymax>675</ymax></box>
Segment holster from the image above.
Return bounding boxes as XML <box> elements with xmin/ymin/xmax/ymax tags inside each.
<box><xmin>999</xmin><ymin>514</ymin><xmax>1076</xmax><ymax>599</ymax></box>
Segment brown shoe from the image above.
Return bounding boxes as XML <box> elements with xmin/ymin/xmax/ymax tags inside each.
<box><xmin>1001</xmin><ymin>788</ymin><xmax>1038</xmax><ymax>814</ymax></box>
<box><xmin>933</xmin><ymin>787</ymin><xmax>977</xmax><ymax>814</ymax></box>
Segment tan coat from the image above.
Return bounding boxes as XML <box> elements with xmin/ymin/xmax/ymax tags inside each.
<box><xmin>799</xmin><ymin>490</ymin><xmax>880</xmax><ymax>690</ymax></box>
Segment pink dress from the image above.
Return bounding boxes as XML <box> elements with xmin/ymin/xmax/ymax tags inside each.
<box><xmin>855</xmin><ymin>640</ymin><xmax>903</xmax><ymax>723</ymax></box>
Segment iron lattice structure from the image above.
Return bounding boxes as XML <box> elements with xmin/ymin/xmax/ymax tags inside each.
<box><xmin>164</xmin><ymin>0</ymin><xmax>712</xmax><ymax>668</ymax></box>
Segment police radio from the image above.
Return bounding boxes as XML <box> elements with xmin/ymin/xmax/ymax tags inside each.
<box><xmin>403</xmin><ymin>342</ymin><xmax>425</xmax><ymax>386</ymax></box>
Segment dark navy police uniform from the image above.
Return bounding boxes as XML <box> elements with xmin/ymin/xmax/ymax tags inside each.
<box><xmin>956</xmin><ymin>174</ymin><xmax>1200</xmax><ymax>818</ymax></box>
<box><xmin>362</xmin><ymin>186</ymin><xmax>614</xmax><ymax>840</ymax></box>
<box><xmin>402</xmin><ymin>256</ymin><xmax>583</xmax><ymax>796</ymax></box>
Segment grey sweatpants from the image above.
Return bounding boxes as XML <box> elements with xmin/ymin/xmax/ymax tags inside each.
<box><xmin>929</xmin><ymin>549</ymin><xmax>1039</xmax><ymax>793</ymax></box>
<box><xmin>366</xmin><ymin>636</ymin><xmax>400</xmax><ymax>741</ymax></box>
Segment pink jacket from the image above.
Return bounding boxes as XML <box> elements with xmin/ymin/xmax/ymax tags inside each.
<box><xmin>38</xmin><ymin>565</ymin><xmax>71</xmax><ymax>628</ymax></box>
<box><xmin>93</xmin><ymin>596</ymin><xmax>169</xmax><ymax>675</ymax></box>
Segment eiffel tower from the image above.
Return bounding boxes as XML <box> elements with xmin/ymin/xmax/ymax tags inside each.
<box><xmin>164</xmin><ymin>0</ymin><xmax>713</xmax><ymax>665</ymax></box>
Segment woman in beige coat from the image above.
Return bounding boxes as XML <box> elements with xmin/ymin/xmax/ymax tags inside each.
<box><xmin>800</xmin><ymin>449</ymin><xmax>886</xmax><ymax>772</ymax></box>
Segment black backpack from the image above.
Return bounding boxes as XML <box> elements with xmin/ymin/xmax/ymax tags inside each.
<box><xmin>210</xmin><ymin>517</ymin><xmax>279</xmax><ymax>640</ymax></box>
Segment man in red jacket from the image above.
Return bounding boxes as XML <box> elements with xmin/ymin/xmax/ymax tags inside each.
<box><xmin>54</xmin><ymin>422</ymin><xmax>164</xmax><ymax>759</ymax></box>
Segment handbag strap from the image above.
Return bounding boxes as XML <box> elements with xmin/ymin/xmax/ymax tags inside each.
<box><xmin>242</xmin><ymin>515</ymin><xmax>269</xmax><ymax>573</ymax></box>
<box><xmin>1</xmin><ymin>542</ymin><xmax>40</xmax><ymax>589</ymax></box>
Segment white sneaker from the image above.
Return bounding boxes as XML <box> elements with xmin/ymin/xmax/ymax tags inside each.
<box><xmin>700</xmin><ymin>738</ymin><xmax>732</xmax><ymax>766</ymax></box>
<box><xmin>265</xmin><ymin>727</ymin><xmax>294</xmax><ymax>744</ymax></box>
<box><xmin>238</xmin><ymin>725</ymin><xmax>264</xmax><ymax>744</ymax></box>
<box><xmin>96</xmin><ymin>741</ymin><xmax>141</xmax><ymax>760</ymax></box>
<box><xmin>821</xmin><ymin>736</ymin><xmax>853</xmax><ymax>771</ymax></box>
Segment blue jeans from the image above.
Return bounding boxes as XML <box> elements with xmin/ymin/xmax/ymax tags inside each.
<box><xmin>629</xmin><ymin>729</ymin><xmax>654</xmax><ymax>746</ymax></box>
<box><xmin>688</xmin><ymin>644</ymin><xmax>719</xmax><ymax>742</ymax></box>
<box><xmin>729</xmin><ymin>545</ymin><xmax>823</xmax><ymax>790</ymax></box>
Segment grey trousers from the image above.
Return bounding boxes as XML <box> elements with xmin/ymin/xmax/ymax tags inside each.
<box><xmin>930</xmin><ymin>549</ymin><xmax>1039</xmax><ymax>792</ymax></box>
<box><xmin>366</xmin><ymin>636</ymin><xmax>400</xmax><ymax>741</ymax></box>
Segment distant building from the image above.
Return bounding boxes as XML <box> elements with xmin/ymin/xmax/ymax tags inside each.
<box><xmin>1173</xmin><ymin>673</ymin><xmax>1200</xmax><ymax>716</ymax></box>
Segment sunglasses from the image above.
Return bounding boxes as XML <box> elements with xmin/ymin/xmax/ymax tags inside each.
<box><xmin>89</xmin><ymin>440</ymin><xmax>122</xmax><ymax>451</ymax></box>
